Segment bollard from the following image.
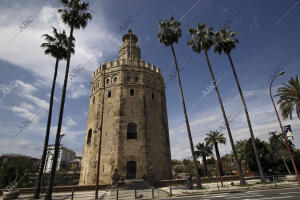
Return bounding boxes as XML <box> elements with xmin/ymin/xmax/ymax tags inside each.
<box><xmin>71</xmin><ymin>189</ymin><xmax>74</xmax><ymax>200</ymax></box>
<box><xmin>152</xmin><ymin>187</ymin><xmax>154</xmax><ymax>199</ymax></box>
<box><xmin>169</xmin><ymin>186</ymin><xmax>172</xmax><ymax>197</ymax></box>
<box><xmin>273</xmin><ymin>176</ymin><xmax>277</xmax><ymax>187</ymax></box>
<box><xmin>116</xmin><ymin>189</ymin><xmax>118</xmax><ymax>200</ymax></box>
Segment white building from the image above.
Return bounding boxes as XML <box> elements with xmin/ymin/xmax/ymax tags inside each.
<box><xmin>44</xmin><ymin>145</ymin><xmax>76</xmax><ymax>173</ymax></box>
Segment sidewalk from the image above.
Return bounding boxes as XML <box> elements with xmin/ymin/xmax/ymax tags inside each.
<box><xmin>16</xmin><ymin>179</ymin><xmax>300</xmax><ymax>199</ymax></box>
<box><xmin>160</xmin><ymin>179</ymin><xmax>300</xmax><ymax>197</ymax></box>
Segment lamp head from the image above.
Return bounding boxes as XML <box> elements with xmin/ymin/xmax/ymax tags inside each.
<box><xmin>278</xmin><ymin>71</ymin><xmax>285</xmax><ymax>76</ymax></box>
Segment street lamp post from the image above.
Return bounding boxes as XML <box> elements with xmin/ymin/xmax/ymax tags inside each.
<box><xmin>269</xmin><ymin>71</ymin><xmax>300</xmax><ymax>184</ymax></box>
<box><xmin>95</xmin><ymin>67</ymin><xmax>106</xmax><ymax>199</ymax></box>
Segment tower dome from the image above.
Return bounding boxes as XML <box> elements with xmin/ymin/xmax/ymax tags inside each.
<box><xmin>119</xmin><ymin>29</ymin><xmax>141</xmax><ymax>60</ymax></box>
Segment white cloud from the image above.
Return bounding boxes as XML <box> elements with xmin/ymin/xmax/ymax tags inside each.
<box><xmin>65</xmin><ymin>116</ymin><xmax>77</xmax><ymax>127</ymax></box>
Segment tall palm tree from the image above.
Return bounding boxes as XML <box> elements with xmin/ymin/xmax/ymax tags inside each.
<box><xmin>34</xmin><ymin>27</ymin><xmax>74</xmax><ymax>199</ymax></box>
<box><xmin>157</xmin><ymin>16</ymin><xmax>202</xmax><ymax>188</ymax></box>
<box><xmin>187</xmin><ymin>22</ymin><xmax>246</xmax><ymax>185</ymax></box>
<box><xmin>205</xmin><ymin>131</ymin><xmax>226</xmax><ymax>177</ymax></box>
<box><xmin>276</xmin><ymin>76</ymin><xmax>300</xmax><ymax>120</ymax></box>
<box><xmin>45</xmin><ymin>1</ymin><xmax>92</xmax><ymax>199</ymax></box>
<box><xmin>214</xmin><ymin>26</ymin><xmax>265</xmax><ymax>182</ymax></box>
<box><xmin>195</xmin><ymin>142</ymin><xmax>213</xmax><ymax>177</ymax></box>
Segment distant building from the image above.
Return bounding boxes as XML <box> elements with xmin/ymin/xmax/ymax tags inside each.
<box><xmin>44</xmin><ymin>145</ymin><xmax>76</xmax><ymax>173</ymax></box>
<box><xmin>70</xmin><ymin>156</ymin><xmax>82</xmax><ymax>172</ymax></box>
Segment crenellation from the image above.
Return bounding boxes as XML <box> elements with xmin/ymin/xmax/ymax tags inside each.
<box><xmin>140</xmin><ymin>59</ymin><xmax>145</xmax><ymax>67</ymax></box>
<box><xmin>145</xmin><ymin>62</ymin><xmax>150</xmax><ymax>68</ymax></box>
<box><xmin>151</xmin><ymin>65</ymin><xmax>156</xmax><ymax>72</ymax></box>
<box><xmin>113</xmin><ymin>59</ymin><xmax>119</xmax><ymax>66</ymax></box>
<box><xmin>107</xmin><ymin>61</ymin><xmax>112</xmax><ymax>68</ymax></box>
<box><xmin>156</xmin><ymin>68</ymin><xmax>161</xmax><ymax>74</ymax></box>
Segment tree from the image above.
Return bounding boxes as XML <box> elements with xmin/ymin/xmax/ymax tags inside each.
<box><xmin>214</xmin><ymin>26</ymin><xmax>265</xmax><ymax>182</ymax></box>
<box><xmin>195</xmin><ymin>142</ymin><xmax>213</xmax><ymax>177</ymax></box>
<box><xmin>276</xmin><ymin>76</ymin><xmax>300</xmax><ymax>120</ymax></box>
<box><xmin>187</xmin><ymin>22</ymin><xmax>246</xmax><ymax>185</ymax></box>
<box><xmin>157</xmin><ymin>16</ymin><xmax>202</xmax><ymax>188</ymax></box>
<box><xmin>269</xmin><ymin>131</ymin><xmax>293</xmax><ymax>174</ymax></box>
<box><xmin>0</xmin><ymin>156</ymin><xmax>39</xmax><ymax>188</ymax></box>
<box><xmin>34</xmin><ymin>27</ymin><xmax>74</xmax><ymax>199</ymax></box>
<box><xmin>205</xmin><ymin>131</ymin><xmax>226</xmax><ymax>177</ymax></box>
<box><xmin>45</xmin><ymin>1</ymin><xmax>92</xmax><ymax>199</ymax></box>
<box><xmin>236</xmin><ymin>138</ymin><xmax>271</xmax><ymax>173</ymax></box>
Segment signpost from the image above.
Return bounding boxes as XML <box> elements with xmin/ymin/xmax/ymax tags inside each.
<box><xmin>284</xmin><ymin>125</ymin><xmax>294</xmax><ymax>141</ymax></box>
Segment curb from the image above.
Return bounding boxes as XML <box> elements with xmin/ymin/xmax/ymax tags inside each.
<box><xmin>172</xmin><ymin>184</ymin><xmax>300</xmax><ymax>197</ymax></box>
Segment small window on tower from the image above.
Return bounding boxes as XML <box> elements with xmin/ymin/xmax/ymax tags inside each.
<box><xmin>108</xmin><ymin>90</ymin><xmax>111</xmax><ymax>97</ymax></box>
<box><xmin>127</xmin><ymin>123</ymin><xmax>137</xmax><ymax>139</ymax></box>
<box><xmin>130</xmin><ymin>89</ymin><xmax>134</xmax><ymax>96</ymax></box>
<box><xmin>93</xmin><ymin>96</ymin><xmax>95</xmax><ymax>104</ymax></box>
<box><xmin>106</xmin><ymin>78</ymin><xmax>110</xmax><ymax>84</ymax></box>
<box><xmin>87</xmin><ymin>129</ymin><xmax>92</xmax><ymax>144</ymax></box>
<box><xmin>135</xmin><ymin>77</ymin><xmax>139</xmax><ymax>82</ymax></box>
<box><xmin>152</xmin><ymin>93</ymin><xmax>154</xmax><ymax>100</ymax></box>
<box><xmin>127</xmin><ymin>76</ymin><xmax>131</xmax><ymax>82</ymax></box>
<box><xmin>114</xmin><ymin>77</ymin><xmax>117</xmax><ymax>83</ymax></box>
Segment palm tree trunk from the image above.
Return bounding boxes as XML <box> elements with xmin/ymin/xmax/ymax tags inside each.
<box><xmin>214</xmin><ymin>143</ymin><xmax>224</xmax><ymax>176</ymax></box>
<box><xmin>214</xmin><ymin>143</ymin><xmax>224</xmax><ymax>186</ymax></box>
<box><xmin>227</xmin><ymin>53</ymin><xmax>264</xmax><ymax>182</ymax></box>
<box><xmin>34</xmin><ymin>58</ymin><xmax>59</xmax><ymax>199</ymax></box>
<box><xmin>45</xmin><ymin>26</ymin><xmax>74</xmax><ymax>200</ymax></box>
<box><xmin>170</xmin><ymin>44</ymin><xmax>202</xmax><ymax>188</ymax></box>
<box><xmin>202</xmin><ymin>154</ymin><xmax>208</xmax><ymax>177</ymax></box>
<box><xmin>204</xmin><ymin>50</ymin><xmax>246</xmax><ymax>185</ymax></box>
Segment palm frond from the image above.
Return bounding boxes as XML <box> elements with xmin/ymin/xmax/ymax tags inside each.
<box><xmin>276</xmin><ymin>76</ymin><xmax>300</xmax><ymax>120</ymax></box>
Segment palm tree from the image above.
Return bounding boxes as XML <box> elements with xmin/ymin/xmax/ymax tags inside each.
<box><xmin>34</xmin><ymin>27</ymin><xmax>74</xmax><ymax>199</ymax></box>
<box><xmin>45</xmin><ymin>1</ymin><xmax>92</xmax><ymax>199</ymax></box>
<box><xmin>157</xmin><ymin>16</ymin><xmax>202</xmax><ymax>188</ymax></box>
<box><xmin>205</xmin><ymin>131</ymin><xmax>226</xmax><ymax>178</ymax></box>
<box><xmin>195</xmin><ymin>142</ymin><xmax>213</xmax><ymax>177</ymax></box>
<box><xmin>214</xmin><ymin>26</ymin><xmax>265</xmax><ymax>182</ymax></box>
<box><xmin>187</xmin><ymin>22</ymin><xmax>246</xmax><ymax>185</ymax></box>
<box><xmin>276</xmin><ymin>76</ymin><xmax>300</xmax><ymax>120</ymax></box>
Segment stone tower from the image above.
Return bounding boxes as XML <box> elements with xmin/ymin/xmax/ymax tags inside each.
<box><xmin>79</xmin><ymin>30</ymin><xmax>172</xmax><ymax>185</ymax></box>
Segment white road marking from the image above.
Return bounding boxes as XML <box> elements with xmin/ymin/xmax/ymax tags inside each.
<box><xmin>280</xmin><ymin>191</ymin><xmax>300</xmax><ymax>195</ymax></box>
<box><xmin>249</xmin><ymin>196</ymin><xmax>294</xmax><ymax>200</ymax></box>
<box><xmin>226</xmin><ymin>194</ymin><xmax>263</xmax><ymax>199</ymax></box>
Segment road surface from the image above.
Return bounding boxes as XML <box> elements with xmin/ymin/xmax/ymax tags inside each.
<box><xmin>163</xmin><ymin>187</ymin><xmax>300</xmax><ymax>200</ymax></box>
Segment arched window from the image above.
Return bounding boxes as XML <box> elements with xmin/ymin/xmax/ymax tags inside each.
<box><xmin>93</xmin><ymin>96</ymin><xmax>95</xmax><ymax>104</ymax></box>
<box><xmin>127</xmin><ymin>161</ymin><xmax>136</xmax><ymax>179</ymax></box>
<box><xmin>135</xmin><ymin>77</ymin><xmax>139</xmax><ymax>82</ymax></box>
<box><xmin>127</xmin><ymin>123</ymin><xmax>137</xmax><ymax>139</ymax></box>
<box><xmin>106</xmin><ymin>78</ymin><xmax>110</xmax><ymax>84</ymax></box>
<box><xmin>130</xmin><ymin>89</ymin><xmax>134</xmax><ymax>96</ymax></box>
<box><xmin>127</xmin><ymin>76</ymin><xmax>131</xmax><ymax>82</ymax></box>
<box><xmin>114</xmin><ymin>77</ymin><xmax>117</xmax><ymax>83</ymax></box>
<box><xmin>152</xmin><ymin>93</ymin><xmax>154</xmax><ymax>100</ymax></box>
<box><xmin>87</xmin><ymin>129</ymin><xmax>92</xmax><ymax>144</ymax></box>
<box><xmin>108</xmin><ymin>90</ymin><xmax>111</xmax><ymax>97</ymax></box>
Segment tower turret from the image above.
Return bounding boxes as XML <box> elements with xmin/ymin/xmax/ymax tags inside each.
<box><xmin>119</xmin><ymin>29</ymin><xmax>141</xmax><ymax>60</ymax></box>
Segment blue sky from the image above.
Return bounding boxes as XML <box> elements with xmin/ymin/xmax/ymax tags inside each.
<box><xmin>0</xmin><ymin>0</ymin><xmax>299</xmax><ymax>160</ymax></box>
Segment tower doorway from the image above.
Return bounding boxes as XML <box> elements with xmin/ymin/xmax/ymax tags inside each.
<box><xmin>127</xmin><ymin>161</ymin><xmax>136</xmax><ymax>179</ymax></box>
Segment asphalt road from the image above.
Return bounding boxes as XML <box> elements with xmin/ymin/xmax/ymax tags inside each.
<box><xmin>163</xmin><ymin>187</ymin><xmax>300</xmax><ymax>200</ymax></box>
